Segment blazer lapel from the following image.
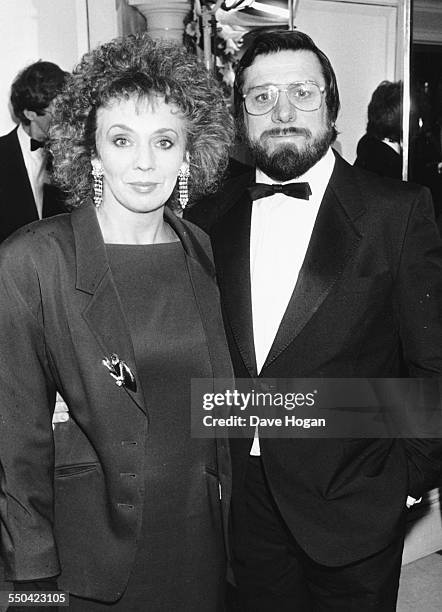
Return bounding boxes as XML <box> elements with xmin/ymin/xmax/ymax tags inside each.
<box><xmin>71</xmin><ymin>204</ymin><xmax>146</xmax><ymax>413</ymax></box>
<box><xmin>212</xmin><ymin>174</ymin><xmax>258</xmax><ymax>377</ymax></box>
<box><xmin>263</xmin><ymin>155</ymin><xmax>364</xmax><ymax>370</ymax></box>
<box><xmin>166</xmin><ymin>210</ymin><xmax>233</xmax><ymax>382</ymax></box>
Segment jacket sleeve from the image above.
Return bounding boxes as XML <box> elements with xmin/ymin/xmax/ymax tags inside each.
<box><xmin>0</xmin><ymin>235</ymin><xmax>60</xmax><ymax>581</ymax></box>
<box><xmin>396</xmin><ymin>186</ymin><xmax>442</xmax><ymax>497</ymax></box>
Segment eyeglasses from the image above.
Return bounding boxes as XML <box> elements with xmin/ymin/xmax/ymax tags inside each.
<box><xmin>243</xmin><ymin>81</ymin><xmax>325</xmax><ymax>116</ymax></box>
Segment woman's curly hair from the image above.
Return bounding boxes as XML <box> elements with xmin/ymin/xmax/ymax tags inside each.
<box><xmin>50</xmin><ymin>34</ymin><xmax>235</xmax><ymax>209</ymax></box>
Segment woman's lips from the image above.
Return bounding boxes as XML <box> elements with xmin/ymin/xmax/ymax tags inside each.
<box><xmin>127</xmin><ymin>181</ymin><xmax>159</xmax><ymax>193</ymax></box>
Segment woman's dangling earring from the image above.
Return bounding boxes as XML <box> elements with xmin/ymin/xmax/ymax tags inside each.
<box><xmin>178</xmin><ymin>155</ymin><xmax>190</xmax><ymax>210</ymax></box>
<box><xmin>91</xmin><ymin>159</ymin><xmax>104</xmax><ymax>208</ymax></box>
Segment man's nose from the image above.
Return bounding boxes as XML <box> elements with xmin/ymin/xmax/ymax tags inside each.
<box><xmin>272</xmin><ymin>90</ymin><xmax>297</xmax><ymax>123</ymax></box>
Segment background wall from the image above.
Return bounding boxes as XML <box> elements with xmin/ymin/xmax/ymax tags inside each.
<box><xmin>0</xmin><ymin>0</ymin><xmax>84</xmax><ymax>133</ymax></box>
<box><xmin>0</xmin><ymin>0</ymin><xmax>122</xmax><ymax>134</ymax></box>
<box><xmin>290</xmin><ymin>0</ymin><xmax>398</xmax><ymax>162</ymax></box>
<box><xmin>0</xmin><ymin>0</ymin><xmax>403</xmax><ymax>163</ymax></box>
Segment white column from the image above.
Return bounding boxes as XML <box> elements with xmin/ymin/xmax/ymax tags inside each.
<box><xmin>128</xmin><ymin>0</ymin><xmax>191</xmax><ymax>42</ymax></box>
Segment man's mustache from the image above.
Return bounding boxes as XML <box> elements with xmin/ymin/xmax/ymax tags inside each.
<box><xmin>260</xmin><ymin>127</ymin><xmax>312</xmax><ymax>139</ymax></box>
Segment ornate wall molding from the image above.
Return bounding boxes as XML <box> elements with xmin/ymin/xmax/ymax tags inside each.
<box><xmin>128</xmin><ymin>0</ymin><xmax>191</xmax><ymax>41</ymax></box>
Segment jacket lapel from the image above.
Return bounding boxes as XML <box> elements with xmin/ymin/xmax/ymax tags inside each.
<box><xmin>71</xmin><ymin>204</ymin><xmax>231</xmax><ymax>413</ymax></box>
<box><xmin>71</xmin><ymin>204</ymin><xmax>146</xmax><ymax>413</ymax></box>
<box><xmin>263</xmin><ymin>154</ymin><xmax>365</xmax><ymax>370</ymax></box>
<box><xmin>166</xmin><ymin>210</ymin><xmax>234</xmax><ymax>382</ymax></box>
<box><xmin>166</xmin><ymin>210</ymin><xmax>234</xmax><ymax>543</ymax></box>
<box><xmin>9</xmin><ymin>128</ymin><xmax>39</xmax><ymax>223</ymax></box>
<box><xmin>211</xmin><ymin>172</ymin><xmax>258</xmax><ymax>377</ymax></box>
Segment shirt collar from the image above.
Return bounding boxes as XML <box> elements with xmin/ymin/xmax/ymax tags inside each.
<box><xmin>17</xmin><ymin>122</ymin><xmax>45</xmax><ymax>158</ymax></box>
<box><xmin>17</xmin><ymin>123</ymin><xmax>45</xmax><ymax>158</ymax></box>
<box><xmin>382</xmin><ymin>138</ymin><xmax>401</xmax><ymax>155</ymax></box>
<box><xmin>17</xmin><ymin>122</ymin><xmax>31</xmax><ymax>148</ymax></box>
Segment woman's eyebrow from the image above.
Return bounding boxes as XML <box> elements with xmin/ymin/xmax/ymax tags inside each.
<box><xmin>107</xmin><ymin>125</ymin><xmax>179</xmax><ymax>135</ymax></box>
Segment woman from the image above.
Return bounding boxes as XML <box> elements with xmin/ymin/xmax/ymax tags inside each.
<box><xmin>0</xmin><ymin>34</ymin><xmax>234</xmax><ymax>610</ymax></box>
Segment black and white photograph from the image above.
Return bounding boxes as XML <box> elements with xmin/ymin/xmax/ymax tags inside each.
<box><xmin>0</xmin><ymin>1</ymin><xmax>441</xmax><ymax>611</ymax></box>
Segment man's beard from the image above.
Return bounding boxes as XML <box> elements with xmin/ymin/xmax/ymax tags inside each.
<box><xmin>246</xmin><ymin>125</ymin><xmax>335</xmax><ymax>181</ymax></box>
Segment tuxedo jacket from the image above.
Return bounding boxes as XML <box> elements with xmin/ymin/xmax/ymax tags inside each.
<box><xmin>0</xmin><ymin>204</ymin><xmax>232</xmax><ymax>601</ymax></box>
<box><xmin>186</xmin><ymin>151</ymin><xmax>442</xmax><ymax>566</ymax></box>
<box><xmin>354</xmin><ymin>133</ymin><xmax>402</xmax><ymax>180</ymax></box>
<box><xmin>0</xmin><ymin>127</ymin><xmax>65</xmax><ymax>243</ymax></box>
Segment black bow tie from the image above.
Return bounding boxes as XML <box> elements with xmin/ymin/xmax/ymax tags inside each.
<box><xmin>30</xmin><ymin>139</ymin><xmax>44</xmax><ymax>151</ymax></box>
<box><xmin>247</xmin><ymin>182</ymin><xmax>311</xmax><ymax>201</ymax></box>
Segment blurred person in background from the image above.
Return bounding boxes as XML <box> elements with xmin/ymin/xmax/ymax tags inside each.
<box><xmin>354</xmin><ymin>80</ymin><xmax>403</xmax><ymax>179</ymax></box>
<box><xmin>410</xmin><ymin>106</ymin><xmax>442</xmax><ymax>224</ymax></box>
<box><xmin>0</xmin><ymin>61</ymin><xmax>68</xmax><ymax>243</ymax></box>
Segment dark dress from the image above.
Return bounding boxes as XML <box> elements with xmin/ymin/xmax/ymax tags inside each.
<box><xmin>69</xmin><ymin>241</ymin><xmax>225</xmax><ymax>611</ymax></box>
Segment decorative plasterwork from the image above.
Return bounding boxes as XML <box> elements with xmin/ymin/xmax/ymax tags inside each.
<box><xmin>128</xmin><ymin>0</ymin><xmax>191</xmax><ymax>41</ymax></box>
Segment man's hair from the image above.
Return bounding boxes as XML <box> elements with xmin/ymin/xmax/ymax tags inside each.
<box><xmin>366</xmin><ymin>80</ymin><xmax>402</xmax><ymax>142</ymax></box>
<box><xmin>233</xmin><ymin>29</ymin><xmax>340</xmax><ymax>141</ymax></box>
<box><xmin>10</xmin><ymin>61</ymin><xmax>68</xmax><ymax>125</ymax></box>
<box><xmin>50</xmin><ymin>34</ymin><xmax>234</xmax><ymax>209</ymax></box>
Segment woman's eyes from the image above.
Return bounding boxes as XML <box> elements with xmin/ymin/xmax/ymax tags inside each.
<box><xmin>111</xmin><ymin>137</ymin><xmax>174</xmax><ymax>149</ymax></box>
<box><xmin>113</xmin><ymin>136</ymin><xmax>131</xmax><ymax>147</ymax></box>
<box><xmin>156</xmin><ymin>138</ymin><xmax>174</xmax><ymax>149</ymax></box>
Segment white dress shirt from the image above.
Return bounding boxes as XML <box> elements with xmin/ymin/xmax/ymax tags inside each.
<box><xmin>16</xmin><ymin>123</ymin><xmax>47</xmax><ymax>219</ymax></box>
<box><xmin>250</xmin><ymin>148</ymin><xmax>335</xmax><ymax>455</ymax></box>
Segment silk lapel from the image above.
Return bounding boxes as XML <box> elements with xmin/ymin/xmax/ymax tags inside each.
<box><xmin>71</xmin><ymin>204</ymin><xmax>146</xmax><ymax>413</ymax></box>
<box><xmin>212</xmin><ymin>176</ymin><xmax>257</xmax><ymax>377</ymax></box>
<box><xmin>263</xmin><ymin>155</ymin><xmax>364</xmax><ymax>370</ymax></box>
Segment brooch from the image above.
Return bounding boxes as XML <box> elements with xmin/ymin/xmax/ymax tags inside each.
<box><xmin>102</xmin><ymin>354</ymin><xmax>136</xmax><ymax>392</ymax></box>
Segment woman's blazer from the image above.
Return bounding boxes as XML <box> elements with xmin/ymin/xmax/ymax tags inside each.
<box><xmin>0</xmin><ymin>203</ymin><xmax>233</xmax><ymax>601</ymax></box>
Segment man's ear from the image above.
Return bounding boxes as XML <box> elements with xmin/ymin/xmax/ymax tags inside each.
<box><xmin>23</xmin><ymin>109</ymin><xmax>38</xmax><ymax>123</ymax></box>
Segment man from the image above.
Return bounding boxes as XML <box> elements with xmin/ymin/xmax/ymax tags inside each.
<box><xmin>186</xmin><ymin>30</ymin><xmax>442</xmax><ymax>611</ymax></box>
<box><xmin>0</xmin><ymin>61</ymin><xmax>67</xmax><ymax>243</ymax></box>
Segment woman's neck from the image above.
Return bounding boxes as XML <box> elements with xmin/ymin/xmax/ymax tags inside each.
<box><xmin>95</xmin><ymin>203</ymin><xmax>177</xmax><ymax>245</ymax></box>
